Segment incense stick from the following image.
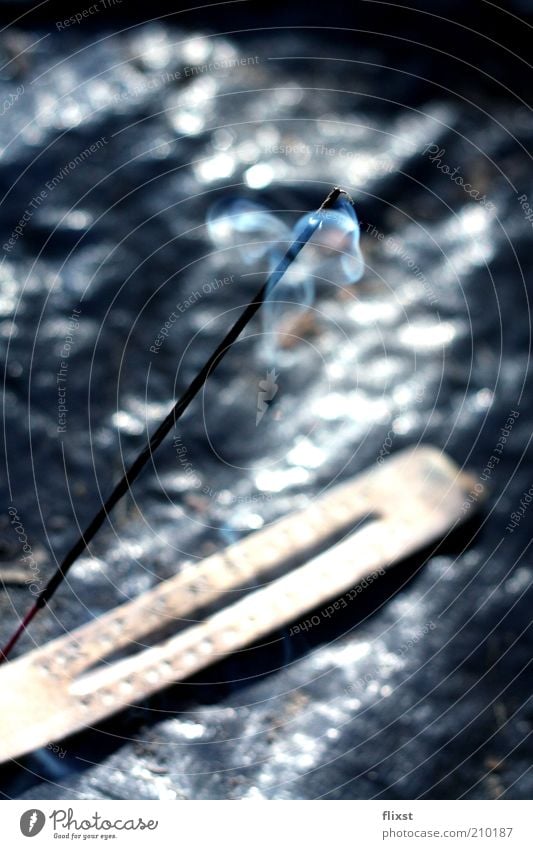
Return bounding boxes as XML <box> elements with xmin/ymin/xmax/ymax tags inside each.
<box><xmin>0</xmin><ymin>187</ymin><xmax>345</xmax><ymax>663</ymax></box>
<box><xmin>0</xmin><ymin>447</ymin><xmax>476</xmax><ymax>761</ymax></box>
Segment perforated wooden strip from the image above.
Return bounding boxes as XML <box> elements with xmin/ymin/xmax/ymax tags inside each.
<box><xmin>27</xmin><ymin>463</ymin><xmax>375</xmax><ymax>678</ymax></box>
<box><xmin>0</xmin><ymin>446</ymin><xmax>476</xmax><ymax>762</ymax></box>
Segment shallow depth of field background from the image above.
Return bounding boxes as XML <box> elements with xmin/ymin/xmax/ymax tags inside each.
<box><xmin>0</xmin><ymin>1</ymin><xmax>531</xmax><ymax>800</ymax></box>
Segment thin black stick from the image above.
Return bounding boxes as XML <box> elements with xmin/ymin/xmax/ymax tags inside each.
<box><xmin>0</xmin><ymin>187</ymin><xmax>344</xmax><ymax>663</ymax></box>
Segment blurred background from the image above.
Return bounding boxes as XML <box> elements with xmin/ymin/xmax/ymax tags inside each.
<box><xmin>0</xmin><ymin>0</ymin><xmax>531</xmax><ymax>799</ymax></box>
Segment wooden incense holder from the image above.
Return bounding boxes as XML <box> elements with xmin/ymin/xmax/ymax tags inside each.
<box><xmin>0</xmin><ymin>446</ymin><xmax>476</xmax><ymax>763</ymax></box>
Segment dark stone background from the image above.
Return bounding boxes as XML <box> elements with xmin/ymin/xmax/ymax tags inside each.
<box><xmin>0</xmin><ymin>1</ymin><xmax>531</xmax><ymax>799</ymax></box>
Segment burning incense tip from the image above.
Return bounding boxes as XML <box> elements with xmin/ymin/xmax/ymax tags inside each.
<box><xmin>207</xmin><ymin>187</ymin><xmax>364</xmax><ymax>359</ymax></box>
<box><xmin>0</xmin><ymin>187</ymin><xmax>359</xmax><ymax>664</ymax></box>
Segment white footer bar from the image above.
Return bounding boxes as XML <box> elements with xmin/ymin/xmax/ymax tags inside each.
<box><xmin>2</xmin><ymin>799</ymin><xmax>530</xmax><ymax>848</ymax></box>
